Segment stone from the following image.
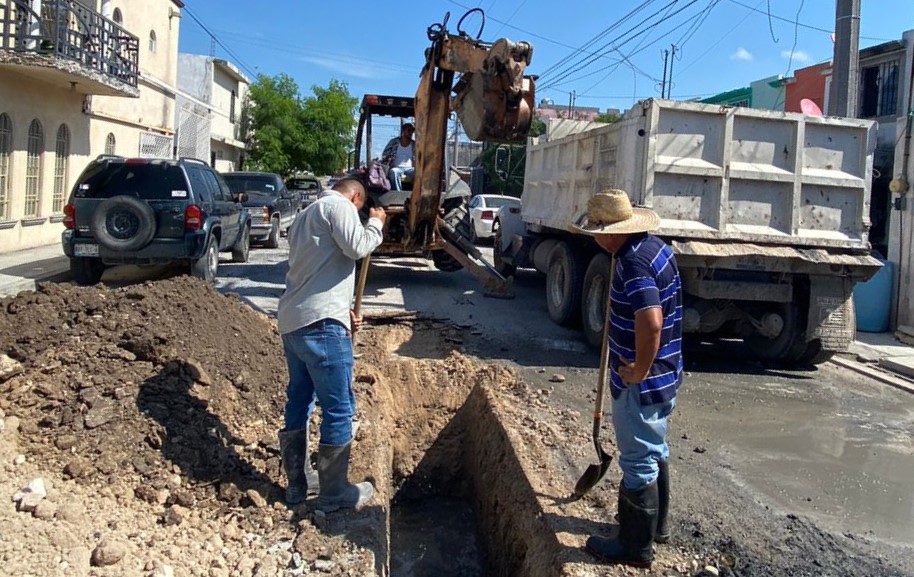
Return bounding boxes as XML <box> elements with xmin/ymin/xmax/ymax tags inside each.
<box><xmin>704</xmin><ymin>567</ymin><xmax>719</xmax><ymax>576</ymax></box>
<box><xmin>161</xmin><ymin>505</ymin><xmax>186</xmax><ymax>526</ymax></box>
<box><xmin>64</xmin><ymin>458</ymin><xmax>92</xmax><ymax>479</ymax></box>
<box><xmin>184</xmin><ymin>358</ymin><xmax>213</xmax><ymax>386</ymax></box>
<box><xmin>91</xmin><ymin>540</ymin><xmax>127</xmax><ymax>566</ymax></box>
<box><xmin>56</xmin><ymin>503</ymin><xmax>83</xmax><ymax>523</ymax></box>
<box><xmin>245</xmin><ymin>489</ymin><xmax>267</xmax><ymax>508</ymax></box>
<box><xmin>0</xmin><ymin>354</ymin><xmax>24</xmax><ymax>383</ymax></box>
<box><xmin>14</xmin><ymin>478</ymin><xmax>47</xmax><ymax>512</ymax></box>
<box><xmin>13</xmin><ymin>454</ymin><xmax>25</xmax><ymax>466</ymax></box>
<box><xmin>33</xmin><ymin>500</ymin><xmax>58</xmax><ymax>520</ymax></box>
<box><xmin>550</xmin><ymin>373</ymin><xmax>566</xmax><ymax>383</ymax></box>
<box><xmin>313</xmin><ymin>559</ymin><xmax>336</xmax><ymax>572</ymax></box>
<box><xmin>84</xmin><ymin>400</ymin><xmax>116</xmax><ymax>429</ymax></box>
<box><xmin>4</xmin><ymin>416</ymin><xmax>19</xmax><ymax>433</ymax></box>
<box><xmin>55</xmin><ymin>435</ymin><xmax>79</xmax><ymax>450</ymax></box>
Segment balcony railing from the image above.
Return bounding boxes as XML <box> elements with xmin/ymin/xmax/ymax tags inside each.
<box><xmin>0</xmin><ymin>0</ymin><xmax>138</xmax><ymax>87</ymax></box>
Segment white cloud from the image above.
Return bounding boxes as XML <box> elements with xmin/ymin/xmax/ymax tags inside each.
<box><xmin>299</xmin><ymin>55</ymin><xmax>385</xmax><ymax>80</ymax></box>
<box><xmin>782</xmin><ymin>50</ymin><xmax>811</xmax><ymax>63</ymax></box>
<box><xmin>731</xmin><ymin>47</ymin><xmax>753</xmax><ymax>61</ymax></box>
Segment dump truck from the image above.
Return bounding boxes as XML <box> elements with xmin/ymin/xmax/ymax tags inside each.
<box><xmin>495</xmin><ymin>99</ymin><xmax>883</xmax><ymax>365</ymax></box>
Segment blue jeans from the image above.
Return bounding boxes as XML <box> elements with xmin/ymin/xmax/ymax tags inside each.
<box><xmin>612</xmin><ymin>386</ymin><xmax>676</xmax><ymax>490</ymax></box>
<box><xmin>282</xmin><ymin>320</ymin><xmax>355</xmax><ymax>446</ymax></box>
<box><xmin>389</xmin><ymin>166</ymin><xmax>414</xmax><ymax>191</ymax></box>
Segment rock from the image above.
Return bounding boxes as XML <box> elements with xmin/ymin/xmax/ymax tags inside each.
<box><xmin>184</xmin><ymin>358</ymin><xmax>213</xmax><ymax>386</ymax></box>
<box><xmin>4</xmin><ymin>416</ymin><xmax>19</xmax><ymax>433</ymax></box>
<box><xmin>313</xmin><ymin>559</ymin><xmax>336</xmax><ymax>572</ymax></box>
<box><xmin>50</xmin><ymin>527</ymin><xmax>81</xmax><ymax>548</ymax></box>
<box><xmin>13</xmin><ymin>477</ymin><xmax>47</xmax><ymax>512</ymax></box>
<box><xmin>0</xmin><ymin>354</ymin><xmax>24</xmax><ymax>383</ymax></box>
<box><xmin>550</xmin><ymin>373</ymin><xmax>566</xmax><ymax>383</ymax></box>
<box><xmin>91</xmin><ymin>540</ymin><xmax>127</xmax><ymax>566</ymax></box>
<box><xmin>57</xmin><ymin>503</ymin><xmax>83</xmax><ymax>523</ymax></box>
<box><xmin>245</xmin><ymin>489</ymin><xmax>267</xmax><ymax>508</ymax></box>
<box><xmin>13</xmin><ymin>454</ymin><xmax>25</xmax><ymax>466</ymax></box>
<box><xmin>33</xmin><ymin>500</ymin><xmax>58</xmax><ymax>520</ymax></box>
<box><xmin>134</xmin><ymin>485</ymin><xmax>160</xmax><ymax>504</ymax></box>
<box><xmin>55</xmin><ymin>435</ymin><xmax>79</xmax><ymax>450</ymax></box>
<box><xmin>161</xmin><ymin>505</ymin><xmax>187</xmax><ymax>526</ymax></box>
<box><xmin>64</xmin><ymin>458</ymin><xmax>93</xmax><ymax>479</ymax></box>
<box><xmin>166</xmin><ymin>474</ymin><xmax>182</xmax><ymax>490</ymax></box>
<box><xmin>704</xmin><ymin>566</ymin><xmax>720</xmax><ymax>576</ymax></box>
<box><xmin>171</xmin><ymin>489</ymin><xmax>196</xmax><ymax>508</ymax></box>
<box><xmin>84</xmin><ymin>400</ymin><xmax>116</xmax><ymax>429</ymax></box>
<box><xmin>155</xmin><ymin>565</ymin><xmax>175</xmax><ymax>577</ymax></box>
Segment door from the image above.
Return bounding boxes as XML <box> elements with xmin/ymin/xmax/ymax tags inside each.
<box><xmin>207</xmin><ymin>170</ymin><xmax>241</xmax><ymax>250</ymax></box>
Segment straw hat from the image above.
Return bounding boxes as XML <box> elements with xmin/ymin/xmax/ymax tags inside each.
<box><xmin>573</xmin><ymin>189</ymin><xmax>659</xmax><ymax>235</ymax></box>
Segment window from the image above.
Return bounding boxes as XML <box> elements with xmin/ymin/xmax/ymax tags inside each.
<box><xmin>112</xmin><ymin>8</ymin><xmax>122</xmax><ymax>24</ymax></box>
<box><xmin>53</xmin><ymin>124</ymin><xmax>70</xmax><ymax>214</ymax></box>
<box><xmin>860</xmin><ymin>61</ymin><xmax>899</xmax><ymax>118</ymax></box>
<box><xmin>105</xmin><ymin>132</ymin><xmax>116</xmax><ymax>155</ymax></box>
<box><xmin>230</xmin><ymin>90</ymin><xmax>236</xmax><ymax>124</ymax></box>
<box><xmin>25</xmin><ymin>120</ymin><xmax>44</xmax><ymax>218</ymax></box>
<box><xmin>0</xmin><ymin>114</ymin><xmax>11</xmax><ymax>220</ymax></box>
<box><xmin>149</xmin><ymin>30</ymin><xmax>157</xmax><ymax>53</ymax></box>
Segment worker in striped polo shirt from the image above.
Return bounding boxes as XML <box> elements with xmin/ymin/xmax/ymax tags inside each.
<box><xmin>575</xmin><ymin>189</ymin><xmax>683</xmax><ymax>569</ymax></box>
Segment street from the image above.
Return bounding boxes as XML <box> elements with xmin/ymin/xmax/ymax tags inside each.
<box><xmin>218</xmin><ymin>238</ymin><xmax>914</xmax><ymax>553</ymax></box>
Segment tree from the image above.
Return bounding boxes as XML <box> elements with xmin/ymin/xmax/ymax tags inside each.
<box><xmin>477</xmin><ymin>116</ymin><xmax>547</xmax><ymax>197</ymax></box>
<box><xmin>244</xmin><ymin>75</ymin><xmax>357</xmax><ymax>176</ymax></box>
<box><xmin>595</xmin><ymin>111</ymin><xmax>621</xmax><ymax>124</ymax></box>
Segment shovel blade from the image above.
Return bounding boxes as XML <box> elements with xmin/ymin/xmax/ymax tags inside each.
<box><xmin>572</xmin><ymin>451</ymin><xmax>612</xmax><ymax>499</ymax></box>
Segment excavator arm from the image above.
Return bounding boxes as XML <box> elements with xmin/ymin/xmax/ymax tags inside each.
<box><xmin>408</xmin><ymin>10</ymin><xmax>536</xmax><ymax>252</ymax></box>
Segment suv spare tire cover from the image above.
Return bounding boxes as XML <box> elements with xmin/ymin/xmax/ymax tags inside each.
<box><xmin>91</xmin><ymin>195</ymin><xmax>157</xmax><ymax>252</ymax></box>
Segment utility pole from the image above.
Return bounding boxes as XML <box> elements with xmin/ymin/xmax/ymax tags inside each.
<box><xmin>828</xmin><ymin>0</ymin><xmax>860</xmax><ymax>117</ymax></box>
<box><xmin>660</xmin><ymin>48</ymin><xmax>670</xmax><ymax>98</ymax></box>
<box><xmin>452</xmin><ymin>116</ymin><xmax>460</xmax><ymax>169</ymax></box>
<box><xmin>667</xmin><ymin>44</ymin><xmax>678</xmax><ymax>99</ymax></box>
<box><xmin>567</xmin><ymin>91</ymin><xmax>573</xmax><ymax>118</ymax></box>
<box><xmin>571</xmin><ymin>90</ymin><xmax>577</xmax><ymax>118</ymax></box>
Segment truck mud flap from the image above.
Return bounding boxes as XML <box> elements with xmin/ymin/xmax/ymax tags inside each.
<box><xmin>808</xmin><ymin>276</ymin><xmax>855</xmax><ymax>352</ymax></box>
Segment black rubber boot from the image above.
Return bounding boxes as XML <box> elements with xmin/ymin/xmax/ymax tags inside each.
<box><xmin>279</xmin><ymin>429</ymin><xmax>319</xmax><ymax>504</ymax></box>
<box><xmin>585</xmin><ymin>481</ymin><xmax>659</xmax><ymax>568</ymax></box>
<box><xmin>315</xmin><ymin>443</ymin><xmax>374</xmax><ymax>513</ymax></box>
<box><xmin>655</xmin><ymin>460</ymin><xmax>670</xmax><ymax>544</ymax></box>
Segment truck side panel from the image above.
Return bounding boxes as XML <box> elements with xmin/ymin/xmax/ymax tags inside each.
<box><xmin>522</xmin><ymin>100</ymin><xmax>876</xmax><ymax>251</ymax></box>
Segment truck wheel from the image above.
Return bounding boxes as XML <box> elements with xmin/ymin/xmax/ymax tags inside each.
<box><xmin>493</xmin><ymin>219</ymin><xmax>516</xmax><ymax>277</ymax></box>
<box><xmin>546</xmin><ymin>241</ymin><xmax>588</xmax><ymax>326</ymax></box>
<box><xmin>70</xmin><ymin>257</ymin><xmax>105</xmax><ymax>286</ymax></box>
<box><xmin>265</xmin><ymin>217</ymin><xmax>280</xmax><ymax>249</ymax></box>
<box><xmin>794</xmin><ymin>339</ymin><xmax>835</xmax><ymax>366</ymax></box>
<box><xmin>581</xmin><ymin>253</ymin><xmax>612</xmax><ymax>348</ymax></box>
<box><xmin>231</xmin><ymin>224</ymin><xmax>250</xmax><ymax>263</ymax></box>
<box><xmin>432</xmin><ymin>249</ymin><xmax>462</xmax><ymax>272</ymax></box>
<box><xmin>191</xmin><ymin>236</ymin><xmax>219</xmax><ymax>283</ymax></box>
<box><xmin>745</xmin><ymin>303</ymin><xmax>807</xmax><ymax>364</ymax></box>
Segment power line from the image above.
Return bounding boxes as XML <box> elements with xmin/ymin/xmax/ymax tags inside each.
<box><xmin>676</xmin><ymin>0</ymin><xmax>762</xmax><ymax>74</ymax></box>
<box><xmin>182</xmin><ymin>5</ymin><xmax>258</xmax><ymax>79</ymax></box>
<box><xmin>726</xmin><ymin>0</ymin><xmax>892</xmax><ymax>41</ymax></box>
<box><xmin>540</xmin><ymin>0</ymin><xmax>701</xmax><ymax>91</ymax></box>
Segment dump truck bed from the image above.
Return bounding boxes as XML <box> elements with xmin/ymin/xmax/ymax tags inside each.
<box><xmin>522</xmin><ymin>99</ymin><xmax>876</xmax><ymax>251</ymax></box>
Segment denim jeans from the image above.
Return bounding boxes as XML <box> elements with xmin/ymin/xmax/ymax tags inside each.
<box><xmin>282</xmin><ymin>320</ymin><xmax>355</xmax><ymax>446</ymax></box>
<box><xmin>612</xmin><ymin>386</ymin><xmax>676</xmax><ymax>490</ymax></box>
<box><xmin>389</xmin><ymin>166</ymin><xmax>414</xmax><ymax>191</ymax></box>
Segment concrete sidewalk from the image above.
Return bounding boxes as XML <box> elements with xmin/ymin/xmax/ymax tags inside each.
<box><xmin>0</xmin><ymin>242</ymin><xmax>913</xmax><ymax>388</ymax></box>
<box><xmin>0</xmin><ymin>243</ymin><xmax>69</xmax><ymax>298</ymax></box>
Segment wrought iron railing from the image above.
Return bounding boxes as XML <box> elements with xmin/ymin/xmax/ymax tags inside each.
<box><xmin>0</xmin><ymin>0</ymin><xmax>138</xmax><ymax>87</ymax></box>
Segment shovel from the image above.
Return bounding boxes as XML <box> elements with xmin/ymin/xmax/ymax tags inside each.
<box><xmin>352</xmin><ymin>255</ymin><xmax>371</xmax><ymax>354</ymax></box>
<box><xmin>572</xmin><ymin>255</ymin><xmax>616</xmax><ymax>499</ymax></box>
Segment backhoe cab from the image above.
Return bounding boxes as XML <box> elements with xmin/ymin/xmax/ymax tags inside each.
<box><xmin>352</xmin><ymin>9</ymin><xmax>536</xmax><ymax>297</ymax></box>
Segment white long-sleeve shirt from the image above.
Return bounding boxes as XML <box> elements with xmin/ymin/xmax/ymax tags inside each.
<box><xmin>277</xmin><ymin>191</ymin><xmax>383</xmax><ymax>334</ymax></box>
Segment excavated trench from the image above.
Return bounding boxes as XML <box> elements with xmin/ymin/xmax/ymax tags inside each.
<box><xmin>357</xmin><ymin>322</ymin><xmax>566</xmax><ymax>577</ymax></box>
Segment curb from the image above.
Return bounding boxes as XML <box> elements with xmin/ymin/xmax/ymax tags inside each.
<box><xmin>830</xmin><ymin>355</ymin><xmax>914</xmax><ymax>395</ymax></box>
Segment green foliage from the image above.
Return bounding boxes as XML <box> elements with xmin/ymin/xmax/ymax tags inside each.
<box><xmin>244</xmin><ymin>75</ymin><xmax>357</xmax><ymax>176</ymax></box>
<box><xmin>476</xmin><ymin>117</ymin><xmax>547</xmax><ymax>197</ymax></box>
<box><xmin>595</xmin><ymin>111</ymin><xmax>621</xmax><ymax>124</ymax></box>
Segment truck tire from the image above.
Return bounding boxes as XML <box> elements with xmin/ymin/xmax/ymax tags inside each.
<box><xmin>432</xmin><ymin>249</ymin><xmax>462</xmax><ymax>272</ymax></box>
<box><xmin>70</xmin><ymin>257</ymin><xmax>105</xmax><ymax>286</ymax></box>
<box><xmin>493</xmin><ymin>219</ymin><xmax>516</xmax><ymax>277</ymax></box>
<box><xmin>745</xmin><ymin>302</ymin><xmax>807</xmax><ymax>364</ymax></box>
<box><xmin>581</xmin><ymin>253</ymin><xmax>612</xmax><ymax>348</ymax></box>
<box><xmin>231</xmin><ymin>224</ymin><xmax>250</xmax><ymax>263</ymax></box>
<box><xmin>191</xmin><ymin>235</ymin><xmax>219</xmax><ymax>283</ymax></box>
<box><xmin>91</xmin><ymin>195</ymin><xmax>156</xmax><ymax>252</ymax></box>
<box><xmin>265</xmin><ymin>217</ymin><xmax>280</xmax><ymax>249</ymax></box>
<box><xmin>433</xmin><ymin>197</ymin><xmax>471</xmax><ymax>272</ymax></box>
<box><xmin>546</xmin><ymin>241</ymin><xmax>588</xmax><ymax>326</ymax></box>
<box><xmin>794</xmin><ymin>339</ymin><xmax>835</xmax><ymax>366</ymax></box>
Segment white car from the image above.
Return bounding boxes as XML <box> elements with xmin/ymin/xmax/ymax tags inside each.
<box><xmin>467</xmin><ymin>194</ymin><xmax>521</xmax><ymax>243</ymax></box>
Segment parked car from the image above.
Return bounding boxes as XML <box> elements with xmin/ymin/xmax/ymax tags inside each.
<box><xmin>61</xmin><ymin>155</ymin><xmax>251</xmax><ymax>286</ymax></box>
<box><xmin>467</xmin><ymin>194</ymin><xmax>520</xmax><ymax>243</ymax></box>
<box><xmin>286</xmin><ymin>175</ymin><xmax>323</xmax><ymax>209</ymax></box>
<box><xmin>221</xmin><ymin>172</ymin><xmax>299</xmax><ymax>248</ymax></box>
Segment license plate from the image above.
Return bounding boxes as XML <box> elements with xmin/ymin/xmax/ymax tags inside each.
<box><xmin>74</xmin><ymin>243</ymin><xmax>99</xmax><ymax>257</ymax></box>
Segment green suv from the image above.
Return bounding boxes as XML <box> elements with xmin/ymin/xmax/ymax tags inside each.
<box><xmin>61</xmin><ymin>156</ymin><xmax>251</xmax><ymax>285</ymax></box>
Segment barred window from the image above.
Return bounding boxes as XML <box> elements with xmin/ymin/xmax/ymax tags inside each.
<box><xmin>105</xmin><ymin>132</ymin><xmax>116</xmax><ymax>155</ymax></box>
<box><xmin>53</xmin><ymin>124</ymin><xmax>70</xmax><ymax>214</ymax></box>
<box><xmin>25</xmin><ymin>119</ymin><xmax>44</xmax><ymax>218</ymax></box>
<box><xmin>0</xmin><ymin>114</ymin><xmax>11</xmax><ymax>220</ymax></box>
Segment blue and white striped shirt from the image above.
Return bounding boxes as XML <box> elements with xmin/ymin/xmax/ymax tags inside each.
<box><xmin>608</xmin><ymin>233</ymin><xmax>683</xmax><ymax>405</ymax></box>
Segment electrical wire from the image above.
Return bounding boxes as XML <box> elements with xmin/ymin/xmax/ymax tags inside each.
<box><xmin>765</xmin><ymin>0</ymin><xmax>778</xmax><ymax>42</ymax></box>
<box><xmin>726</xmin><ymin>0</ymin><xmax>893</xmax><ymax>42</ymax></box>
<box><xmin>182</xmin><ymin>5</ymin><xmax>258</xmax><ymax>79</ymax></box>
<box><xmin>539</xmin><ymin>0</ymin><xmax>695</xmax><ymax>89</ymax></box>
<box><xmin>676</xmin><ymin>0</ymin><xmax>763</xmax><ymax>75</ymax></box>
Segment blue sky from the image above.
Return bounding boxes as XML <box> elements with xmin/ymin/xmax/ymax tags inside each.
<box><xmin>179</xmin><ymin>0</ymin><xmax>912</xmax><ymax>145</ymax></box>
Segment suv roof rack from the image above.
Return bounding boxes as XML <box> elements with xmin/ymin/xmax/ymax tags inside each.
<box><xmin>179</xmin><ymin>157</ymin><xmax>209</xmax><ymax>166</ymax></box>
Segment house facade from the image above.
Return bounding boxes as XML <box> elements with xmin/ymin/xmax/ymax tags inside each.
<box><xmin>176</xmin><ymin>54</ymin><xmax>249</xmax><ymax>173</ymax></box>
<box><xmin>0</xmin><ymin>0</ymin><xmax>182</xmax><ymax>254</ymax></box>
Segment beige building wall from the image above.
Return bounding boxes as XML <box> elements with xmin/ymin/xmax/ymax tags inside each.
<box><xmin>0</xmin><ymin>0</ymin><xmax>181</xmax><ymax>254</ymax></box>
